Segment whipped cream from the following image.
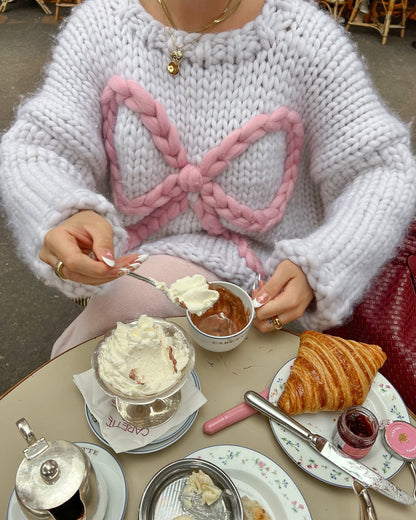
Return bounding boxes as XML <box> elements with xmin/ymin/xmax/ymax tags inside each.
<box><xmin>181</xmin><ymin>470</ymin><xmax>222</xmax><ymax>507</ymax></box>
<box><xmin>153</xmin><ymin>274</ymin><xmax>219</xmax><ymax>316</ymax></box>
<box><xmin>98</xmin><ymin>315</ymin><xmax>190</xmax><ymax>397</ymax></box>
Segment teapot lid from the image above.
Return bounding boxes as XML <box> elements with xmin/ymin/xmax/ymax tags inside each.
<box><xmin>15</xmin><ymin>418</ymin><xmax>89</xmax><ymax>512</ymax></box>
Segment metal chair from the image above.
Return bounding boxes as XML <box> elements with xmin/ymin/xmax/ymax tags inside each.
<box><xmin>346</xmin><ymin>0</ymin><xmax>409</xmax><ymax>44</ymax></box>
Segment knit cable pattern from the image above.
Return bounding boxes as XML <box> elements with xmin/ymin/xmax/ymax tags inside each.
<box><xmin>101</xmin><ymin>76</ymin><xmax>303</xmax><ymax>275</ymax></box>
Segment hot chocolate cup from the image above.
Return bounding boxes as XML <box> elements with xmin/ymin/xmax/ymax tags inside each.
<box><xmin>186</xmin><ymin>281</ymin><xmax>255</xmax><ymax>352</ymax></box>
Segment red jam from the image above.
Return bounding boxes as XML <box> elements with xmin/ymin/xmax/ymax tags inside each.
<box><xmin>333</xmin><ymin>406</ymin><xmax>379</xmax><ymax>459</ymax></box>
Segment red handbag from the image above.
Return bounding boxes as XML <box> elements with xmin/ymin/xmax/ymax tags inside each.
<box><xmin>325</xmin><ymin>220</ymin><xmax>416</xmax><ymax>414</ymax></box>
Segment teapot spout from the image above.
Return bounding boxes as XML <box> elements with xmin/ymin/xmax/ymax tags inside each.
<box><xmin>49</xmin><ymin>490</ymin><xmax>86</xmax><ymax>520</ymax></box>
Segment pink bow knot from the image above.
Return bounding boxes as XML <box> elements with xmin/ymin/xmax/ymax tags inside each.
<box><xmin>178</xmin><ymin>164</ymin><xmax>204</xmax><ymax>193</ymax></box>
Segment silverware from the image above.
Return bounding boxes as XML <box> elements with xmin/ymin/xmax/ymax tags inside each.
<box><xmin>244</xmin><ymin>391</ymin><xmax>415</xmax><ymax>505</ymax></box>
<box><xmin>126</xmin><ymin>272</ymin><xmax>185</xmax><ymax>308</ymax></box>
<box><xmin>353</xmin><ymin>481</ymin><xmax>378</xmax><ymax>520</ymax></box>
<box><xmin>126</xmin><ymin>271</ymin><xmax>158</xmax><ymax>288</ymax></box>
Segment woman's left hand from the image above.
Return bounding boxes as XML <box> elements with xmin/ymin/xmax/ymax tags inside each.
<box><xmin>252</xmin><ymin>259</ymin><xmax>314</xmax><ymax>332</ymax></box>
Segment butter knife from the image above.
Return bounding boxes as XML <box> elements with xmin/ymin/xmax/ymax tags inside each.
<box><xmin>244</xmin><ymin>391</ymin><xmax>415</xmax><ymax>506</ymax></box>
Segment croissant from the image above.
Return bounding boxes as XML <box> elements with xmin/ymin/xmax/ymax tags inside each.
<box><xmin>277</xmin><ymin>330</ymin><xmax>387</xmax><ymax>415</ymax></box>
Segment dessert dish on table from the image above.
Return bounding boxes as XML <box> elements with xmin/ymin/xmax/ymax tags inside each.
<box><xmin>83</xmin><ymin>371</ymin><xmax>202</xmax><ymax>454</ymax></box>
<box><xmin>75</xmin><ymin>316</ymin><xmax>206</xmax><ymax>452</ymax></box>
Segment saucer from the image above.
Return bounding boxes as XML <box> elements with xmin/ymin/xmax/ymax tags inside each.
<box><xmin>7</xmin><ymin>442</ymin><xmax>127</xmax><ymax>520</ymax></box>
<box><xmin>85</xmin><ymin>370</ymin><xmax>201</xmax><ymax>454</ymax></box>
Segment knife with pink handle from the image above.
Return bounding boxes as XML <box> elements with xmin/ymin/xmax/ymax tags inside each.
<box><xmin>203</xmin><ymin>388</ymin><xmax>270</xmax><ymax>434</ymax></box>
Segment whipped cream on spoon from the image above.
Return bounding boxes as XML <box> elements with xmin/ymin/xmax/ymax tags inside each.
<box><xmin>126</xmin><ymin>271</ymin><xmax>219</xmax><ymax>316</ymax></box>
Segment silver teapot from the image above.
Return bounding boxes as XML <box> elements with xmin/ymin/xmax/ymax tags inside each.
<box><xmin>15</xmin><ymin>418</ymin><xmax>98</xmax><ymax>520</ymax></box>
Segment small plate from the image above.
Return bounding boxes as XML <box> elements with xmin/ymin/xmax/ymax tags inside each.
<box><xmin>269</xmin><ymin>359</ymin><xmax>410</xmax><ymax>488</ymax></box>
<box><xmin>186</xmin><ymin>444</ymin><xmax>312</xmax><ymax>520</ymax></box>
<box><xmin>7</xmin><ymin>442</ymin><xmax>127</xmax><ymax>520</ymax></box>
<box><xmin>86</xmin><ymin>371</ymin><xmax>200</xmax><ymax>454</ymax></box>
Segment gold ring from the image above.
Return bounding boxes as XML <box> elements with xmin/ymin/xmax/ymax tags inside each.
<box><xmin>54</xmin><ymin>260</ymin><xmax>67</xmax><ymax>280</ymax></box>
<box><xmin>271</xmin><ymin>315</ymin><xmax>283</xmax><ymax>330</ymax></box>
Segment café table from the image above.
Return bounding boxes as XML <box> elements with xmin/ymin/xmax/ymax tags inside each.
<box><xmin>1</xmin><ymin>317</ymin><xmax>415</xmax><ymax>519</ymax></box>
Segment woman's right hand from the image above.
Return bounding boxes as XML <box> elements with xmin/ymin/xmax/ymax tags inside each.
<box><xmin>39</xmin><ymin>210</ymin><xmax>140</xmax><ymax>285</ymax></box>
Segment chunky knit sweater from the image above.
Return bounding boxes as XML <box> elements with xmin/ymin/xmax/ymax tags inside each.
<box><xmin>1</xmin><ymin>0</ymin><xmax>415</xmax><ymax>331</ymax></box>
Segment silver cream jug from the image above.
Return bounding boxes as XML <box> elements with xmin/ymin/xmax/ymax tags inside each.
<box><xmin>15</xmin><ymin>418</ymin><xmax>98</xmax><ymax>519</ymax></box>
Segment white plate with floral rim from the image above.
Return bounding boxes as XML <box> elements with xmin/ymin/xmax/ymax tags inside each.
<box><xmin>7</xmin><ymin>442</ymin><xmax>127</xmax><ymax>520</ymax></box>
<box><xmin>268</xmin><ymin>358</ymin><xmax>410</xmax><ymax>488</ymax></box>
<box><xmin>186</xmin><ymin>444</ymin><xmax>312</xmax><ymax>520</ymax></box>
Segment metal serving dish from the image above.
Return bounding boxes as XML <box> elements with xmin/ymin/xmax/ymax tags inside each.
<box><xmin>138</xmin><ymin>458</ymin><xmax>243</xmax><ymax>520</ymax></box>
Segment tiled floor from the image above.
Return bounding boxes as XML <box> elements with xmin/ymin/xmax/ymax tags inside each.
<box><xmin>0</xmin><ymin>1</ymin><xmax>415</xmax><ymax>395</ymax></box>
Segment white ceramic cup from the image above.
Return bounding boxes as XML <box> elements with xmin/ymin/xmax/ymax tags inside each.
<box><xmin>186</xmin><ymin>281</ymin><xmax>255</xmax><ymax>352</ymax></box>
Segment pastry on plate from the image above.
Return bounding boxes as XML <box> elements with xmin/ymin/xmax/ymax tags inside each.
<box><xmin>277</xmin><ymin>330</ymin><xmax>387</xmax><ymax>415</ymax></box>
<box><xmin>242</xmin><ymin>495</ymin><xmax>272</xmax><ymax>520</ymax></box>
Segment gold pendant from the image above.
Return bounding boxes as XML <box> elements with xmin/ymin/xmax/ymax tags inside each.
<box><xmin>168</xmin><ymin>61</ymin><xmax>180</xmax><ymax>75</ymax></box>
<box><xmin>168</xmin><ymin>50</ymin><xmax>183</xmax><ymax>76</ymax></box>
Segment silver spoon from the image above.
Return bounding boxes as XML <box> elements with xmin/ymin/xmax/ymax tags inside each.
<box><xmin>126</xmin><ymin>271</ymin><xmax>185</xmax><ymax>308</ymax></box>
<box><xmin>353</xmin><ymin>480</ymin><xmax>378</xmax><ymax>520</ymax></box>
<box><xmin>126</xmin><ymin>271</ymin><xmax>220</xmax><ymax>317</ymax></box>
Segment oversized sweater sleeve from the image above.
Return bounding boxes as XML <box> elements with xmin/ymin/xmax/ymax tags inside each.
<box><xmin>0</xmin><ymin>1</ymin><xmax>128</xmax><ymax>298</ymax></box>
<box><xmin>266</xmin><ymin>9</ymin><xmax>416</xmax><ymax>330</ymax></box>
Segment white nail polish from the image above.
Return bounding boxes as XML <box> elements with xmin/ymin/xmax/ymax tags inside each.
<box><xmin>135</xmin><ymin>254</ymin><xmax>149</xmax><ymax>264</ymax></box>
<box><xmin>101</xmin><ymin>256</ymin><xmax>115</xmax><ymax>267</ymax></box>
<box><xmin>252</xmin><ymin>298</ymin><xmax>264</xmax><ymax>309</ymax></box>
<box><xmin>119</xmin><ymin>267</ymin><xmax>130</xmax><ymax>274</ymax></box>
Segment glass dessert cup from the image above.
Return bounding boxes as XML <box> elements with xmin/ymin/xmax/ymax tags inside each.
<box><xmin>92</xmin><ymin>318</ymin><xmax>195</xmax><ymax>428</ymax></box>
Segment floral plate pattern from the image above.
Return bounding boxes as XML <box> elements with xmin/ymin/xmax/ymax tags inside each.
<box><xmin>186</xmin><ymin>444</ymin><xmax>312</xmax><ymax>520</ymax></box>
<box><xmin>269</xmin><ymin>359</ymin><xmax>410</xmax><ymax>488</ymax></box>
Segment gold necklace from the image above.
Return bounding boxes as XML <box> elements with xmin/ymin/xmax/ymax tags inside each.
<box><xmin>157</xmin><ymin>0</ymin><xmax>243</xmax><ymax>75</ymax></box>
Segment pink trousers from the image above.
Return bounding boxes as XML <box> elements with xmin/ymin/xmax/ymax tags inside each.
<box><xmin>51</xmin><ymin>255</ymin><xmax>218</xmax><ymax>358</ymax></box>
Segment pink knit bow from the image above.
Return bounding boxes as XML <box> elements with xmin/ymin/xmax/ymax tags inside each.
<box><xmin>101</xmin><ymin>76</ymin><xmax>303</xmax><ymax>275</ymax></box>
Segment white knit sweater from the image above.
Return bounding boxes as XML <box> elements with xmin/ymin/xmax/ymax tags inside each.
<box><xmin>1</xmin><ymin>0</ymin><xmax>415</xmax><ymax>331</ymax></box>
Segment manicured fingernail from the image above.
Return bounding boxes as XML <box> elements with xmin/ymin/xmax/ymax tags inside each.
<box><xmin>135</xmin><ymin>254</ymin><xmax>149</xmax><ymax>264</ymax></box>
<box><xmin>118</xmin><ymin>267</ymin><xmax>130</xmax><ymax>275</ymax></box>
<box><xmin>101</xmin><ymin>254</ymin><xmax>115</xmax><ymax>267</ymax></box>
<box><xmin>253</xmin><ymin>292</ymin><xmax>270</xmax><ymax>305</ymax></box>
<box><xmin>126</xmin><ymin>255</ymin><xmax>149</xmax><ymax>271</ymax></box>
<box><xmin>252</xmin><ymin>298</ymin><xmax>264</xmax><ymax>309</ymax></box>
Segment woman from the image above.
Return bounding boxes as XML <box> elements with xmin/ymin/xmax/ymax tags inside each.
<box><xmin>0</xmin><ymin>0</ymin><xmax>415</xmax><ymax>357</ymax></box>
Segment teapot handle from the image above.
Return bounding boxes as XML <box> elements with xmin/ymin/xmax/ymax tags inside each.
<box><xmin>16</xmin><ymin>418</ymin><xmax>49</xmax><ymax>459</ymax></box>
<box><xmin>16</xmin><ymin>418</ymin><xmax>37</xmax><ymax>446</ymax></box>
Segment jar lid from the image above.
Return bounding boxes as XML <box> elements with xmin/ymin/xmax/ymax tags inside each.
<box><xmin>384</xmin><ymin>421</ymin><xmax>416</xmax><ymax>460</ymax></box>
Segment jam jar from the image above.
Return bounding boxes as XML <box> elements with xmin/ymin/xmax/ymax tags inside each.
<box><xmin>333</xmin><ymin>406</ymin><xmax>379</xmax><ymax>459</ymax></box>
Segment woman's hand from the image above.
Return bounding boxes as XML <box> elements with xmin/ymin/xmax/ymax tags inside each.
<box><xmin>252</xmin><ymin>259</ymin><xmax>314</xmax><ymax>332</ymax></box>
<box><xmin>39</xmin><ymin>210</ymin><xmax>141</xmax><ymax>285</ymax></box>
